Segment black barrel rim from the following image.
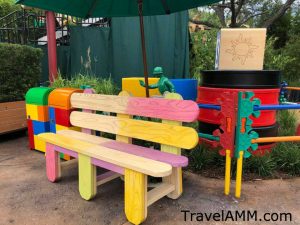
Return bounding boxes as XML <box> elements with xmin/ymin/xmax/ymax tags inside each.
<box><xmin>200</xmin><ymin>70</ymin><xmax>281</xmax><ymax>89</ymax></box>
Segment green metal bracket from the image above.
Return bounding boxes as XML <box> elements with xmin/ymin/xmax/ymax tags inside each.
<box><xmin>235</xmin><ymin>91</ymin><xmax>261</xmax><ymax>158</ymax></box>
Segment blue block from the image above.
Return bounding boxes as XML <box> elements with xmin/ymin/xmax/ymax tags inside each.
<box><xmin>170</xmin><ymin>79</ymin><xmax>198</xmax><ymax>101</ymax></box>
<box><xmin>49</xmin><ymin>107</ymin><xmax>56</xmax><ymax>133</ymax></box>
<box><xmin>32</xmin><ymin>120</ymin><xmax>50</xmax><ymax>135</ymax></box>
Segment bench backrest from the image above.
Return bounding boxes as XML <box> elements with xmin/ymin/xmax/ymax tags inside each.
<box><xmin>70</xmin><ymin>92</ymin><xmax>199</xmax><ymax>149</ymax></box>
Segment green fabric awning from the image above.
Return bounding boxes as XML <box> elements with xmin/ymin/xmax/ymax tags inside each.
<box><xmin>16</xmin><ymin>0</ymin><xmax>219</xmax><ymax>18</ymax></box>
<box><xmin>16</xmin><ymin>0</ymin><xmax>219</xmax><ymax>97</ymax></box>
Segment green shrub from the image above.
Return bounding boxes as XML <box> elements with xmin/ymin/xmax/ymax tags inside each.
<box><xmin>185</xmin><ymin>144</ymin><xmax>223</xmax><ymax>171</ymax></box>
<box><xmin>272</xmin><ymin>143</ymin><xmax>300</xmax><ymax>175</ymax></box>
<box><xmin>277</xmin><ymin>110</ymin><xmax>297</xmax><ymax>136</ymax></box>
<box><xmin>0</xmin><ymin>43</ymin><xmax>43</xmax><ymax>103</ymax></box>
<box><xmin>50</xmin><ymin>73</ymin><xmax>118</xmax><ymax>95</ymax></box>
<box><xmin>243</xmin><ymin>154</ymin><xmax>276</xmax><ymax>177</ymax></box>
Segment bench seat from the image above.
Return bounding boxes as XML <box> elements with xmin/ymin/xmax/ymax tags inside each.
<box><xmin>57</xmin><ymin>130</ymin><xmax>188</xmax><ymax>168</ymax></box>
<box><xmin>34</xmin><ymin>90</ymin><xmax>199</xmax><ymax>225</ymax></box>
<box><xmin>38</xmin><ymin>132</ymin><xmax>186</xmax><ymax>178</ymax></box>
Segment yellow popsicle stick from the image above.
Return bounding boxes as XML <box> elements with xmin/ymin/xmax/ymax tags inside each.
<box><xmin>224</xmin><ymin>149</ymin><xmax>231</xmax><ymax>195</ymax></box>
<box><xmin>235</xmin><ymin>151</ymin><xmax>244</xmax><ymax>198</ymax></box>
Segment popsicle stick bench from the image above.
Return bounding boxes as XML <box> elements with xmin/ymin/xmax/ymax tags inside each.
<box><xmin>37</xmin><ymin>91</ymin><xmax>199</xmax><ymax>225</ymax></box>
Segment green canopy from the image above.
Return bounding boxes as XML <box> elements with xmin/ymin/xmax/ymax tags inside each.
<box><xmin>16</xmin><ymin>0</ymin><xmax>218</xmax><ymax>18</ymax></box>
<box><xmin>16</xmin><ymin>0</ymin><xmax>218</xmax><ymax>97</ymax></box>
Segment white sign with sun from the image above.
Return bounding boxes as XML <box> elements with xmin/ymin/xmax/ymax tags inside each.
<box><xmin>216</xmin><ymin>28</ymin><xmax>267</xmax><ymax>70</ymax></box>
<box><xmin>226</xmin><ymin>34</ymin><xmax>259</xmax><ymax>65</ymax></box>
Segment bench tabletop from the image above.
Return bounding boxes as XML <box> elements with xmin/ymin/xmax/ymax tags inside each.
<box><xmin>38</xmin><ymin>133</ymin><xmax>172</xmax><ymax>177</ymax></box>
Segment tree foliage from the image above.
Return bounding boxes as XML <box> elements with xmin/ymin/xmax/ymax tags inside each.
<box><xmin>0</xmin><ymin>0</ymin><xmax>20</xmax><ymax>18</ymax></box>
<box><xmin>191</xmin><ymin>0</ymin><xmax>297</xmax><ymax>28</ymax></box>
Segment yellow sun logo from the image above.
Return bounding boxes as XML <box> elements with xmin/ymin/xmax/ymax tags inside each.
<box><xmin>225</xmin><ymin>34</ymin><xmax>259</xmax><ymax>65</ymax></box>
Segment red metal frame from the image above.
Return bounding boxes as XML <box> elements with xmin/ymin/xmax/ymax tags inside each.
<box><xmin>46</xmin><ymin>11</ymin><xmax>58</xmax><ymax>82</ymax></box>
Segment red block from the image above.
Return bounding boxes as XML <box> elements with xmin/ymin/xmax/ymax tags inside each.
<box><xmin>27</xmin><ymin>119</ymin><xmax>35</xmax><ymax>150</ymax></box>
<box><xmin>55</xmin><ymin>108</ymin><xmax>72</xmax><ymax>127</ymax></box>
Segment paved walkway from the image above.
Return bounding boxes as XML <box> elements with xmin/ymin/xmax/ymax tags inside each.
<box><xmin>0</xmin><ymin>133</ymin><xmax>299</xmax><ymax>225</ymax></box>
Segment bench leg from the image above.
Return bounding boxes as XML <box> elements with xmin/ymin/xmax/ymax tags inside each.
<box><xmin>163</xmin><ymin>167</ymin><xmax>183</xmax><ymax>199</ymax></box>
<box><xmin>124</xmin><ymin>169</ymin><xmax>147</xmax><ymax>225</ymax></box>
<box><xmin>46</xmin><ymin>143</ymin><xmax>61</xmax><ymax>182</ymax></box>
<box><xmin>78</xmin><ymin>154</ymin><xmax>96</xmax><ymax>200</ymax></box>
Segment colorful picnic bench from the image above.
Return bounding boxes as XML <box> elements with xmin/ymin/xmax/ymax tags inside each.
<box><xmin>36</xmin><ymin>89</ymin><xmax>199</xmax><ymax>225</ymax></box>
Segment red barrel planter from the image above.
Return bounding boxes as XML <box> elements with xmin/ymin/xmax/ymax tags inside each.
<box><xmin>197</xmin><ymin>70</ymin><xmax>281</xmax><ymax>156</ymax></box>
<box><xmin>197</xmin><ymin>87</ymin><xmax>279</xmax><ymax>126</ymax></box>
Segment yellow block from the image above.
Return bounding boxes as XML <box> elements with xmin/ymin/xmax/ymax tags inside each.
<box><xmin>55</xmin><ymin>124</ymin><xmax>81</xmax><ymax>132</ymax></box>
<box><xmin>122</xmin><ymin>77</ymin><xmax>160</xmax><ymax>97</ymax></box>
<box><xmin>125</xmin><ymin>169</ymin><xmax>147</xmax><ymax>225</ymax></box>
<box><xmin>34</xmin><ymin>135</ymin><xmax>46</xmax><ymax>152</ymax></box>
<box><xmin>26</xmin><ymin>104</ymin><xmax>39</xmax><ymax>121</ymax></box>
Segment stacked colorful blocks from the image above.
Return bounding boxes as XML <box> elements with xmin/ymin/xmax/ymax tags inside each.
<box><xmin>48</xmin><ymin>88</ymin><xmax>83</xmax><ymax>160</ymax></box>
<box><xmin>25</xmin><ymin>87</ymin><xmax>83</xmax><ymax>160</ymax></box>
<box><xmin>25</xmin><ymin>87</ymin><xmax>54</xmax><ymax>152</ymax></box>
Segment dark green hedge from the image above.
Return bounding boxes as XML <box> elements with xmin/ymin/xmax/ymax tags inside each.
<box><xmin>0</xmin><ymin>43</ymin><xmax>43</xmax><ymax>103</ymax></box>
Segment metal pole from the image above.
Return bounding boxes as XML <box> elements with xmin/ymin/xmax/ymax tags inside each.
<box><xmin>252</xmin><ymin>136</ymin><xmax>300</xmax><ymax>143</ymax></box>
<box><xmin>138</xmin><ymin>0</ymin><xmax>150</xmax><ymax>98</ymax></box>
<box><xmin>198</xmin><ymin>132</ymin><xmax>220</xmax><ymax>141</ymax></box>
<box><xmin>198</xmin><ymin>103</ymin><xmax>300</xmax><ymax>111</ymax></box>
<box><xmin>254</xmin><ymin>104</ymin><xmax>300</xmax><ymax>111</ymax></box>
<box><xmin>46</xmin><ymin>11</ymin><xmax>58</xmax><ymax>83</ymax></box>
<box><xmin>198</xmin><ymin>104</ymin><xmax>221</xmax><ymax>110</ymax></box>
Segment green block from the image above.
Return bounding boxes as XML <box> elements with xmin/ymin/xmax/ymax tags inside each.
<box><xmin>25</xmin><ymin>87</ymin><xmax>54</xmax><ymax>106</ymax></box>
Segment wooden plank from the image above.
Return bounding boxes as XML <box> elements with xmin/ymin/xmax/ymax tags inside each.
<box><xmin>58</xmin><ymin>130</ymin><xmax>188</xmax><ymax>167</ymax></box>
<box><xmin>46</xmin><ymin>144</ymin><xmax>61</xmax><ymax>182</ymax></box>
<box><xmin>82</xmin><ymin>88</ymin><xmax>95</xmax><ymax>135</ymax></box>
<box><xmin>0</xmin><ymin>101</ymin><xmax>25</xmax><ymax>111</ymax></box>
<box><xmin>0</xmin><ymin>121</ymin><xmax>27</xmax><ymax>134</ymax></box>
<box><xmin>58</xmin><ymin>130</ymin><xmax>109</xmax><ymax>144</ymax></box>
<box><xmin>161</xmin><ymin>92</ymin><xmax>183</xmax><ymax>155</ymax></box>
<box><xmin>124</xmin><ymin>169</ymin><xmax>147</xmax><ymax>225</ymax></box>
<box><xmin>163</xmin><ymin>167</ymin><xmax>183</xmax><ymax>199</ymax></box>
<box><xmin>116</xmin><ymin>91</ymin><xmax>132</xmax><ymax>144</ymax></box>
<box><xmin>70</xmin><ymin>111</ymin><xmax>198</xmax><ymax>149</ymax></box>
<box><xmin>147</xmin><ymin>183</ymin><xmax>175</xmax><ymax>206</ymax></box>
<box><xmin>53</xmin><ymin>144</ymin><xmax>124</xmax><ymax>174</ymax></box>
<box><xmin>71</xmin><ymin>93</ymin><xmax>199</xmax><ymax>122</ymax></box>
<box><xmin>0</xmin><ymin>108</ymin><xmax>26</xmax><ymax>120</ymax></box>
<box><xmin>37</xmin><ymin>133</ymin><xmax>172</xmax><ymax>177</ymax></box>
<box><xmin>91</xmin><ymin>158</ymin><xmax>124</xmax><ymax>174</ymax></box>
<box><xmin>161</xmin><ymin>93</ymin><xmax>184</xmax><ymax>199</ymax></box>
<box><xmin>78</xmin><ymin>154</ymin><xmax>97</xmax><ymax>200</ymax></box>
<box><xmin>0</xmin><ymin>117</ymin><xmax>27</xmax><ymax>126</ymax></box>
<box><xmin>61</xmin><ymin>159</ymin><xmax>78</xmax><ymax>169</ymax></box>
<box><xmin>0</xmin><ymin>101</ymin><xmax>27</xmax><ymax>134</ymax></box>
<box><xmin>97</xmin><ymin>171</ymin><xmax>120</xmax><ymax>186</ymax></box>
